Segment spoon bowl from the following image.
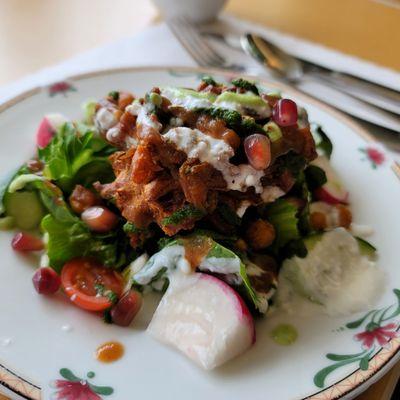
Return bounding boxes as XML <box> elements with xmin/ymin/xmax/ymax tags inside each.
<box><xmin>241</xmin><ymin>33</ymin><xmax>304</xmax><ymax>82</ymax></box>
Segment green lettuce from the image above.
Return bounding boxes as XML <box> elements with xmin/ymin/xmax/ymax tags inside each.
<box><xmin>264</xmin><ymin>199</ymin><xmax>300</xmax><ymax>252</ymax></box>
<box><xmin>38</xmin><ymin>122</ymin><xmax>116</xmax><ymax>192</ymax></box>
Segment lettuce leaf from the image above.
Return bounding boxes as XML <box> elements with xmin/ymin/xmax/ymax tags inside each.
<box><xmin>38</xmin><ymin>122</ymin><xmax>116</xmax><ymax>192</ymax></box>
<box><xmin>42</xmin><ymin>212</ymin><xmax>134</xmax><ymax>272</ymax></box>
<box><xmin>264</xmin><ymin>199</ymin><xmax>300</xmax><ymax>252</ymax></box>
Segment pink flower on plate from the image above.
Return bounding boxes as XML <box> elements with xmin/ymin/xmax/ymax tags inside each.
<box><xmin>355</xmin><ymin>322</ymin><xmax>398</xmax><ymax>348</ymax></box>
<box><xmin>51</xmin><ymin>369</ymin><xmax>113</xmax><ymax>399</ymax></box>
<box><xmin>366</xmin><ymin>147</ymin><xmax>385</xmax><ymax>165</ymax></box>
<box><xmin>48</xmin><ymin>81</ymin><xmax>76</xmax><ymax>97</ymax></box>
<box><xmin>359</xmin><ymin>146</ymin><xmax>386</xmax><ymax>168</ymax></box>
<box><xmin>52</xmin><ymin>379</ymin><xmax>101</xmax><ymax>400</ymax></box>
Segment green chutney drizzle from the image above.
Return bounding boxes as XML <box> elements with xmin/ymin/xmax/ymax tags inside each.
<box><xmin>270</xmin><ymin>324</ymin><xmax>298</xmax><ymax>345</ymax></box>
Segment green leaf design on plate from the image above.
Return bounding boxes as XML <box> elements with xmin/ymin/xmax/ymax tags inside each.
<box><xmin>359</xmin><ymin>354</ymin><xmax>370</xmax><ymax>371</ymax></box>
<box><xmin>59</xmin><ymin>368</ymin><xmax>81</xmax><ymax>382</ymax></box>
<box><xmin>384</xmin><ymin>289</ymin><xmax>400</xmax><ymax>320</ymax></box>
<box><xmin>326</xmin><ymin>350</ymin><xmax>368</xmax><ymax>361</ymax></box>
<box><xmin>314</xmin><ymin>359</ymin><xmax>359</xmax><ymax>388</ymax></box>
<box><xmin>314</xmin><ymin>349</ymin><xmax>375</xmax><ymax>388</ymax></box>
<box><xmin>346</xmin><ymin>309</ymin><xmax>377</xmax><ymax>329</ymax></box>
<box><xmin>89</xmin><ymin>383</ymin><xmax>114</xmax><ymax>396</ymax></box>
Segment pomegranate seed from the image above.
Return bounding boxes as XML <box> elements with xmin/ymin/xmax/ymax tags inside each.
<box><xmin>244</xmin><ymin>134</ymin><xmax>271</xmax><ymax>170</ymax></box>
<box><xmin>111</xmin><ymin>290</ymin><xmax>143</xmax><ymax>327</ymax></box>
<box><xmin>32</xmin><ymin>267</ymin><xmax>61</xmax><ymax>294</ymax></box>
<box><xmin>81</xmin><ymin>206</ymin><xmax>118</xmax><ymax>232</ymax></box>
<box><xmin>272</xmin><ymin>99</ymin><xmax>298</xmax><ymax>127</ymax></box>
<box><xmin>36</xmin><ymin>117</ymin><xmax>55</xmax><ymax>149</ymax></box>
<box><xmin>11</xmin><ymin>232</ymin><xmax>44</xmax><ymax>252</ymax></box>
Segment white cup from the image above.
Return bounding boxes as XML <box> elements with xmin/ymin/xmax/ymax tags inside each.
<box><xmin>152</xmin><ymin>0</ymin><xmax>227</xmax><ymax>23</ymax></box>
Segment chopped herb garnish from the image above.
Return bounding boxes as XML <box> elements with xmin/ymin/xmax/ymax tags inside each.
<box><xmin>108</xmin><ymin>91</ymin><xmax>119</xmax><ymax>101</ymax></box>
<box><xmin>123</xmin><ymin>222</ymin><xmax>145</xmax><ymax>234</ymax></box>
<box><xmin>201</xmin><ymin>76</ymin><xmax>217</xmax><ymax>86</ymax></box>
<box><xmin>240</xmin><ymin>116</ymin><xmax>265</xmax><ymax>134</ymax></box>
<box><xmin>162</xmin><ymin>204</ymin><xmax>204</xmax><ymax>226</ymax></box>
<box><xmin>198</xmin><ymin>107</ymin><xmax>265</xmax><ymax>136</ymax></box>
<box><xmin>95</xmin><ymin>283</ymin><xmax>118</xmax><ymax>304</ymax></box>
<box><xmin>209</xmin><ymin>108</ymin><xmax>242</xmax><ymax>126</ymax></box>
<box><xmin>231</xmin><ymin>78</ymin><xmax>259</xmax><ymax>95</ymax></box>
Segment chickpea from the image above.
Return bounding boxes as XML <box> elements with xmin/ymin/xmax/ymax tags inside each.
<box><xmin>81</xmin><ymin>206</ymin><xmax>119</xmax><ymax>233</ymax></box>
<box><xmin>222</xmin><ymin>129</ymin><xmax>241</xmax><ymax>149</ymax></box>
<box><xmin>235</xmin><ymin>238</ymin><xmax>248</xmax><ymax>252</ymax></box>
<box><xmin>246</xmin><ymin>219</ymin><xmax>276</xmax><ymax>250</ymax></box>
<box><xmin>118</xmin><ymin>92</ymin><xmax>134</xmax><ymax>110</ymax></box>
<box><xmin>336</xmin><ymin>205</ymin><xmax>352</xmax><ymax>229</ymax></box>
<box><xmin>69</xmin><ymin>185</ymin><xmax>101</xmax><ymax>214</ymax></box>
<box><xmin>310</xmin><ymin>212</ymin><xmax>328</xmax><ymax>231</ymax></box>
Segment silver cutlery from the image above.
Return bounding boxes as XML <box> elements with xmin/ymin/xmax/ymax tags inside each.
<box><xmin>241</xmin><ymin>33</ymin><xmax>400</xmax><ymax>116</ymax></box>
<box><xmin>167</xmin><ymin>17</ymin><xmax>400</xmax><ymax>133</ymax></box>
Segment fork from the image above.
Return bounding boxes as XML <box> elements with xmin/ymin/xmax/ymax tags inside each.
<box><xmin>167</xmin><ymin>17</ymin><xmax>245</xmax><ymax>71</ymax></box>
<box><xmin>167</xmin><ymin>16</ymin><xmax>400</xmax><ymax>133</ymax></box>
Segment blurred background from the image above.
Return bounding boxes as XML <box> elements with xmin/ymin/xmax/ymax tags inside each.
<box><xmin>0</xmin><ymin>0</ymin><xmax>399</xmax><ymax>86</ymax></box>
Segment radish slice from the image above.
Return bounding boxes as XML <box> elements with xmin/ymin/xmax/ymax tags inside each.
<box><xmin>148</xmin><ymin>273</ymin><xmax>255</xmax><ymax>370</ymax></box>
<box><xmin>312</xmin><ymin>156</ymin><xmax>349</xmax><ymax>204</ymax></box>
<box><xmin>36</xmin><ymin>113</ymin><xmax>67</xmax><ymax>148</ymax></box>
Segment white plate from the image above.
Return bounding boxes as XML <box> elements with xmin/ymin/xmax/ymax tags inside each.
<box><xmin>0</xmin><ymin>67</ymin><xmax>399</xmax><ymax>400</ymax></box>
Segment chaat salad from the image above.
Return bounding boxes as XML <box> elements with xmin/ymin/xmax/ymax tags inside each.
<box><xmin>0</xmin><ymin>77</ymin><xmax>381</xmax><ymax>369</ymax></box>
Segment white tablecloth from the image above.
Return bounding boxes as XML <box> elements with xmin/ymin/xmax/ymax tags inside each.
<box><xmin>1</xmin><ymin>15</ymin><xmax>399</xmax><ymax>155</ymax></box>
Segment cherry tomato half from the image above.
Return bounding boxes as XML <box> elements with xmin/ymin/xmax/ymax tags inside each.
<box><xmin>61</xmin><ymin>258</ymin><xmax>123</xmax><ymax>311</ymax></box>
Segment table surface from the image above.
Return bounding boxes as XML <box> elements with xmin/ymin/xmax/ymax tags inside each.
<box><xmin>0</xmin><ymin>1</ymin><xmax>399</xmax><ymax>399</ymax></box>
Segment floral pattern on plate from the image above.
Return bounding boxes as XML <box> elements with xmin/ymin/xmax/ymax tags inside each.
<box><xmin>359</xmin><ymin>146</ymin><xmax>386</xmax><ymax>169</ymax></box>
<box><xmin>51</xmin><ymin>368</ymin><xmax>113</xmax><ymax>399</ymax></box>
<box><xmin>48</xmin><ymin>82</ymin><xmax>76</xmax><ymax>97</ymax></box>
<box><xmin>314</xmin><ymin>289</ymin><xmax>400</xmax><ymax>388</ymax></box>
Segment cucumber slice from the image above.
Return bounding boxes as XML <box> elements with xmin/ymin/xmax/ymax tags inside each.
<box><xmin>4</xmin><ymin>191</ymin><xmax>46</xmax><ymax>230</ymax></box>
<box><xmin>304</xmin><ymin>232</ymin><xmax>376</xmax><ymax>258</ymax></box>
<box><xmin>355</xmin><ymin>237</ymin><xmax>377</xmax><ymax>258</ymax></box>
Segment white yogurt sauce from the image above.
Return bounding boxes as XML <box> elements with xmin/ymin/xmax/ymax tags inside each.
<box><xmin>215</xmin><ymin>92</ymin><xmax>271</xmax><ymax>118</ymax></box>
<box><xmin>134</xmin><ymin>245</ymin><xmax>190</xmax><ymax>285</ymax></box>
<box><xmin>199</xmin><ymin>256</ymin><xmax>241</xmax><ymax>275</ymax></box>
<box><xmin>163</xmin><ymin>127</ymin><xmax>265</xmax><ymax>193</ymax></box>
<box><xmin>95</xmin><ymin>108</ymin><xmax>118</xmax><ymax>131</ymax></box>
<box><xmin>277</xmin><ymin>228</ymin><xmax>384</xmax><ymax>316</ymax></box>
<box><xmin>126</xmin><ymin>102</ymin><xmax>162</xmax><ymax>132</ymax></box>
<box><xmin>161</xmin><ymin>87</ymin><xmax>215</xmax><ymax>110</ymax></box>
<box><xmin>161</xmin><ymin>87</ymin><xmax>271</xmax><ymax>118</ymax></box>
<box><xmin>134</xmin><ymin>244</ymin><xmax>243</xmax><ymax>285</ymax></box>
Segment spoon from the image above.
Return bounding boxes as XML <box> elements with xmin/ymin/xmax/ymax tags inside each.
<box><xmin>241</xmin><ymin>33</ymin><xmax>304</xmax><ymax>82</ymax></box>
